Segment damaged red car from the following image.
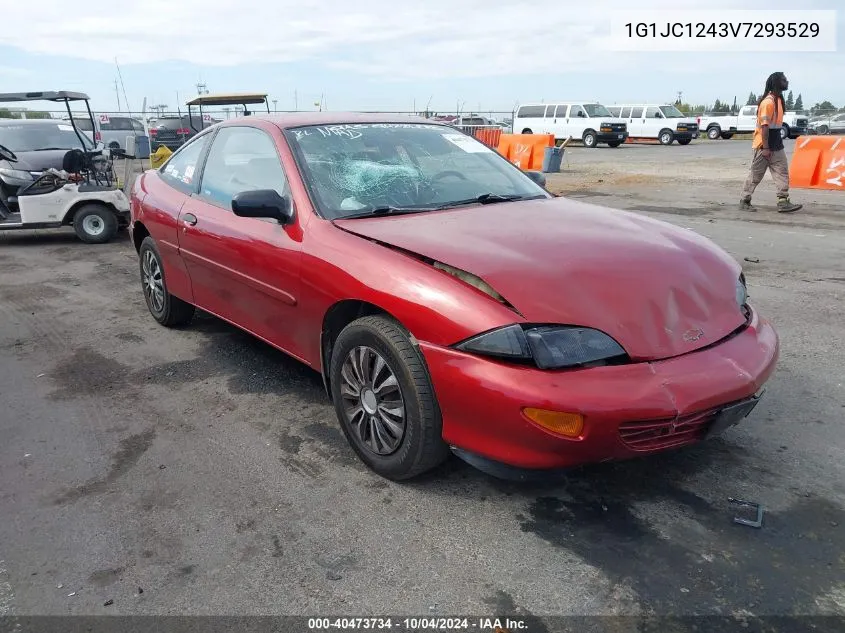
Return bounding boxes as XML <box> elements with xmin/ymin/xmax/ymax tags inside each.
<box><xmin>129</xmin><ymin>113</ymin><xmax>779</xmax><ymax>480</ymax></box>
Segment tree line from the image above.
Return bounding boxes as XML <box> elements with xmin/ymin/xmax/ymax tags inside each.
<box><xmin>0</xmin><ymin>108</ymin><xmax>52</xmax><ymax>119</ymax></box>
<box><xmin>674</xmin><ymin>91</ymin><xmax>842</xmax><ymax>115</ymax></box>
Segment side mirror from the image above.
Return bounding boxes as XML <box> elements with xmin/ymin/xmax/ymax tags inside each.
<box><xmin>232</xmin><ymin>189</ymin><xmax>293</xmax><ymax>224</ymax></box>
<box><xmin>524</xmin><ymin>170</ymin><xmax>547</xmax><ymax>187</ymax></box>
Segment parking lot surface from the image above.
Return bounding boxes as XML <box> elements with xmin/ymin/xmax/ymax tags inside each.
<box><xmin>1</xmin><ymin>139</ymin><xmax>844</xmax><ymax>620</ymax></box>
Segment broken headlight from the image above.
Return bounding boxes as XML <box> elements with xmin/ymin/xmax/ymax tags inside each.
<box><xmin>736</xmin><ymin>274</ymin><xmax>748</xmax><ymax>307</ymax></box>
<box><xmin>455</xmin><ymin>324</ymin><xmax>627</xmax><ymax>370</ymax></box>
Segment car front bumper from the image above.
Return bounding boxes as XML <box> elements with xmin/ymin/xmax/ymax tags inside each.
<box><xmin>598</xmin><ymin>132</ymin><xmax>628</xmax><ymax>143</ymax></box>
<box><xmin>419</xmin><ymin>305</ymin><xmax>779</xmax><ymax>472</ymax></box>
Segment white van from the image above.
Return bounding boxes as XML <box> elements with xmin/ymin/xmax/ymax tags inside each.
<box><xmin>512</xmin><ymin>102</ymin><xmax>628</xmax><ymax>148</ymax></box>
<box><xmin>605</xmin><ymin>104</ymin><xmax>699</xmax><ymax>145</ymax></box>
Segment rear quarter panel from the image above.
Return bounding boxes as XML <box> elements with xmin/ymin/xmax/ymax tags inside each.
<box><xmin>132</xmin><ymin>170</ymin><xmax>193</xmax><ymax>302</ymax></box>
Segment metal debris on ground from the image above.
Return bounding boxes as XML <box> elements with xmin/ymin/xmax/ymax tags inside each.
<box><xmin>103</xmin><ymin>599</ymin><xmax>113</xmax><ymax>606</ymax></box>
<box><xmin>744</xmin><ymin>257</ymin><xmax>760</xmax><ymax>263</ymax></box>
<box><xmin>728</xmin><ymin>497</ymin><xmax>764</xmax><ymax>528</ymax></box>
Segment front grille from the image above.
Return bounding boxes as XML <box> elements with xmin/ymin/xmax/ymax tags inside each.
<box><xmin>618</xmin><ymin>407</ymin><xmax>720</xmax><ymax>451</ymax></box>
<box><xmin>677</xmin><ymin>123</ymin><xmax>699</xmax><ymax>132</ymax></box>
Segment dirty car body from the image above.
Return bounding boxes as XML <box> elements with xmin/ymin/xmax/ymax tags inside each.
<box><xmin>129</xmin><ymin>113</ymin><xmax>779</xmax><ymax>480</ymax></box>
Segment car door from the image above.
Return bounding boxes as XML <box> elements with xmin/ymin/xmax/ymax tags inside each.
<box><xmin>643</xmin><ymin>106</ymin><xmax>663</xmax><ymax>138</ymax></box>
<box><xmin>737</xmin><ymin>105</ymin><xmax>758</xmax><ymax>131</ymax></box>
<box><xmin>176</xmin><ymin>124</ymin><xmax>305</xmax><ymax>357</ymax></box>
<box><xmin>548</xmin><ymin>105</ymin><xmax>567</xmax><ymax>139</ymax></box>
<box><xmin>627</xmin><ymin>106</ymin><xmax>645</xmax><ymax>136</ymax></box>
<box><xmin>565</xmin><ymin>105</ymin><xmax>587</xmax><ymax>138</ymax></box>
<box><xmin>831</xmin><ymin>113</ymin><xmax>845</xmax><ymax>134</ymax></box>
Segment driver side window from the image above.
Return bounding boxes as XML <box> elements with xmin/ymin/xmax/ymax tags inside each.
<box><xmin>199</xmin><ymin>126</ymin><xmax>289</xmax><ymax>210</ymax></box>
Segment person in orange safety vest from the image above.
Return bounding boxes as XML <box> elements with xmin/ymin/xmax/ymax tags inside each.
<box><xmin>739</xmin><ymin>72</ymin><xmax>802</xmax><ymax>213</ymax></box>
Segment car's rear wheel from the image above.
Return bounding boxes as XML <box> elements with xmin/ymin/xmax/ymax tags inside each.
<box><xmin>73</xmin><ymin>204</ymin><xmax>118</xmax><ymax>244</ymax></box>
<box><xmin>139</xmin><ymin>236</ymin><xmax>195</xmax><ymax>327</ymax></box>
<box><xmin>521</xmin><ymin>128</ymin><xmax>533</xmax><ymax>134</ymax></box>
<box><xmin>329</xmin><ymin>315</ymin><xmax>449</xmax><ymax>480</ymax></box>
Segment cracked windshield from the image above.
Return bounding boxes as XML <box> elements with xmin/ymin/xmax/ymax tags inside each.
<box><xmin>286</xmin><ymin>123</ymin><xmax>548</xmax><ymax>218</ymax></box>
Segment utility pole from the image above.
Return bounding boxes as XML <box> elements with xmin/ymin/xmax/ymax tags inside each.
<box><xmin>272</xmin><ymin>99</ymin><xmax>278</xmax><ymax>112</ymax></box>
<box><xmin>114</xmin><ymin>79</ymin><xmax>121</xmax><ymax>111</ymax></box>
<box><xmin>196</xmin><ymin>82</ymin><xmax>208</xmax><ymax>95</ymax></box>
<box><xmin>294</xmin><ymin>90</ymin><xmax>298</xmax><ymax>111</ymax></box>
<box><xmin>676</xmin><ymin>91</ymin><xmax>683</xmax><ymax>105</ymax></box>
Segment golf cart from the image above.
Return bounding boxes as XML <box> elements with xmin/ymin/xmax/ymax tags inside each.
<box><xmin>0</xmin><ymin>91</ymin><xmax>129</xmax><ymax>243</ymax></box>
<box><xmin>185</xmin><ymin>92</ymin><xmax>270</xmax><ymax>133</ymax></box>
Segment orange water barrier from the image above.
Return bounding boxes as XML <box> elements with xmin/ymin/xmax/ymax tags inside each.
<box><xmin>496</xmin><ymin>134</ymin><xmax>555</xmax><ymax>171</ymax></box>
<box><xmin>473</xmin><ymin>127</ymin><xmax>502</xmax><ymax>148</ymax></box>
<box><xmin>789</xmin><ymin>135</ymin><xmax>845</xmax><ymax>191</ymax></box>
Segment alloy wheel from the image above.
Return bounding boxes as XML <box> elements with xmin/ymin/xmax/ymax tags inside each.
<box><xmin>142</xmin><ymin>249</ymin><xmax>165</xmax><ymax>314</ymax></box>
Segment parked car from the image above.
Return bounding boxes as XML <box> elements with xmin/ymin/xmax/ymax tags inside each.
<box><xmin>809</xmin><ymin>112</ymin><xmax>845</xmax><ymax>135</ymax></box>
<box><xmin>67</xmin><ymin>114</ymin><xmax>145</xmax><ymax>150</ymax></box>
<box><xmin>697</xmin><ymin>105</ymin><xmax>809</xmax><ymax>140</ymax></box>
<box><xmin>149</xmin><ymin>114</ymin><xmax>219</xmax><ymax>151</ymax></box>
<box><xmin>512</xmin><ymin>102</ymin><xmax>628</xmax><ymax>147</ymax></box>
<box><xmin>606</xmin><ymin>104</ymin><xmax>699</xmax><ymax>145</ymax></box>
<box><xmin>0</xmin><ymin>118</ymin><xmax>95</xmax><ymax>212</ymax></box>
<box><xmin>129</xmin><ymin>113</ymin><xmax>779</xmax><ymax>481</ymax></box>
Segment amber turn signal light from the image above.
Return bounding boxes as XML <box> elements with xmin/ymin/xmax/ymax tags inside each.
<box><xmin>522</xmin><ymin>408</ymin><xmax>584</xmax><ymax>438</ymax></box>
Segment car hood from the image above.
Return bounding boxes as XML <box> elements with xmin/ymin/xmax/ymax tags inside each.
<box><xmin>334</xmin><ymin>197</ymin><xmax>747</xmax><ymax>361</ymax></box>
<box><xmin>1</xmin><ymin>150</ymin><xmax>71</xmax><ymax>173</ymax></box>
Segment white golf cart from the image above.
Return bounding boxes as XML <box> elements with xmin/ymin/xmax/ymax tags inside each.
<box><xmin>0</xmin><ymin>91</ymin><xmax>130</xmax><ymax>243</ymax></box>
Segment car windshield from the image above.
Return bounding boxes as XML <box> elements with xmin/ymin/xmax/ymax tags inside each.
<box><xmin>0</xmin><ymin>122</ymin><xmax>93</xmax><ymax>151</ymax></box>
<box><xmin>659</xmin><ymin>105</ymin><xmax>686</xmax><ymax>118</ymax></box>
<box><xmin>285</xmin><ymin>123</ymin><xmax>550</xmax><ymax>219</ymax></box>
<box><xmin>584</xmin><ymin>104</ymin><xmax>613</xmax><ymax>118</ymax></box>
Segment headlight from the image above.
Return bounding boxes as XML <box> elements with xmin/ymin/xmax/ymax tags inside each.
<box><xmin>455</xmin><ymin>323</ymin><xmax>627</xmax><ymax>370</ymax></box>
<box><xmin>736</xmin><ymin>275</ymin><xmax>748</xmax><ymax>307</ymax></box>
<box><xmin>0</xmin><ymin>168</ymin><xmax>34</xmax><ymax>181</ymax></box>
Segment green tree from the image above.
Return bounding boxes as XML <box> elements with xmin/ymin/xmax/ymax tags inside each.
<box><xmin>746</xmin><ymin>92</ymin><xmax>757</xmax><ymax>105</ymax></box>
<box><xmin>785</xmin><ymin>91</ymin><xmax>795</xmax><ymax>110</ymax></box>
<box><xmin>0</xmin><ymin>108</ymin><xmax>20</xmax><ymax>119</ymax></box>
<box><xmin>794</xmin><ymin>94</ymin><xmax>803</xmax><ymax>111</ymax></box>
<box><xmin>812</xmin><ymin>100</ymin><xmax>836</xmax><ymax>114</ymax></box>
<box><xmin>24</xmin><ymin>111</ymin><xmax>52</xmax><ymax>119</ymax></box>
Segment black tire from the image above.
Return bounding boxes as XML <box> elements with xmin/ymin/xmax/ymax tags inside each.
<box><xmin>521</xmin><ymin>128</ymin><xmax>533</xmax><ymax>134</ymax></box>
<box><xmin>721</xmin><ymin>132</ymin><xmax>734</xmax><ymax>140</ymax></box>
<box><xmin>707</xmin><ymin>126</ymin><xmax>721</xmax><ymax>140</ymax></box>
<box><xmin>583</xmin><ymin>130</ymin><xmax>597</xmax><ymax>148</ymax></box>
<box><xmin>780</xmin><ymin>125</ymin><xmax>790</xmax><ymax>140</ymax></box>
<box><xmin>138</xmin><ymin>236</ymin><xmax>195</xmax><ymax>327</ymax></box>
<box><xmin>818</xmin><ymin>125</ymin><xmax>829</xmax><ymax>135</ymax></box>
<box><xmin>659</xmin><ymin>129</ymin><xmax>674</xmax><ymax>145</ymax></box>
<box><xmin>329</xmin><ymin>315</ymin><xmax>449</xmax><ymax>480</ymax></box>
<box><xmin>73</xmin><ymin>204</ymin><xmax>118</xmax><ymax>244</ymax></box>
<box><xmin>678</xmin><ymin>138</ymin><xmax>692</xmax><ymax>145</ymax></box>
<box><xmin>607</xmin><ymin>141</ymin><xmax>622</xmax><ymax>148</ymax></box>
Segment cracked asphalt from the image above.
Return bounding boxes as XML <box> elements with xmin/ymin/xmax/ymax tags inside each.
<box><xmin>0</xmin><ymin>139</ymin><xmax>843</xmax><ymax>628</ymax></box>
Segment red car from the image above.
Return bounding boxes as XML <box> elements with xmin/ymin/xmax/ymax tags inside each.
<box><xmin>129</xmin><ymin>113</ymin><xmax>779</xmax><ymax>481</ymax></box>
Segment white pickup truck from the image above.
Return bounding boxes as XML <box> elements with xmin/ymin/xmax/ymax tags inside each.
<box><xmin>697</xmin><ymin>105</ymin><xmax>810</xmax><ymax>141</ymax></box>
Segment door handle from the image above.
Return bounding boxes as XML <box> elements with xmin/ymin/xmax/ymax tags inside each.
<box><xmin>182</xmin><ymin>213</ymin><xmax>198</xmax><ymax>226</ymax></box>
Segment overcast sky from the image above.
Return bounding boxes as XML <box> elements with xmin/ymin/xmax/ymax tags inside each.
<box><xmin>0</xmin><ymin>0</ymin><xmax>842</xmax><ymax>116</ymax></box>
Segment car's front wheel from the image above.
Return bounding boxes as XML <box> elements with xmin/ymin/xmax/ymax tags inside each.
<box><xmin>139</xmin><ymin>236</ymin><xmax>195</xmax><ymax>327</ymax></box>
<box><xmin>329</xmin><ymin>315</ymin><xmax>449</xmax><ymax>480</ymax></box>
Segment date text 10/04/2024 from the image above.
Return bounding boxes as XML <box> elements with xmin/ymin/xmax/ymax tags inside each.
<box><xmin>623</xmin><ymin>22</ymin><xmax>820</xmax><ymax>38</ymax></box>
<box><xmin>307</xmin><ymin>618</ymin><xmax>527</xmax><ymax>631</ymax></box>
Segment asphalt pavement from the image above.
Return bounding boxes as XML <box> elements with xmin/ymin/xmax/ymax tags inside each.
<box><xmin>0</xmin><ymin>141</ymin><xmax>844</xmax><ymax>626</ymax></box>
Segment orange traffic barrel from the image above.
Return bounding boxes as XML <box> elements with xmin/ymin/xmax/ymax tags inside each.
<box><xmin>789</xmin><ymin>135</ymin><xmax>844</xmax><ymax>191</ymax></box>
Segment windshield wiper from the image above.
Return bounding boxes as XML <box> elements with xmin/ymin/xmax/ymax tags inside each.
<box><xmin>31</xmin><ymin>147</ymin><xmax>68</xmax><ymax>151</ymax></box>
<box><xmin>435</xmin><ymin>193</ymin><xmax>545</xmax><ymax>210</ymax></box>
<box><xmin>338</xmin><ymin>205</ymin><xmax>431</xmax><ymax>220</ymax></box>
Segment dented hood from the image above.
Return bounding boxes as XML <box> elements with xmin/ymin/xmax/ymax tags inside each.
<box><xmin>333</xmin><ymin>197</ymin><xmax>747</xmax><ymax>361</ymax></box>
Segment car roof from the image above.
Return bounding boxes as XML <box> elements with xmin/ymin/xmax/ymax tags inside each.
<box><xmin>218</xmin><ymin>112</ymin><xmax>442</xmax><ymax>130</ymax></box>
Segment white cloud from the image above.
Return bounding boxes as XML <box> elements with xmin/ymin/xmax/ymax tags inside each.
<box><xmin>0</xmin><ymin>0</ymin><xmax>840</xmax><ymax>86</ymax></box>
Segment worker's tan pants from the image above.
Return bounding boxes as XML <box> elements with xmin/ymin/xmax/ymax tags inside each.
<box><xmin>741</xmin><ymin>148</ymin><xmax>789</xmax><ymax>199</ymax></box>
